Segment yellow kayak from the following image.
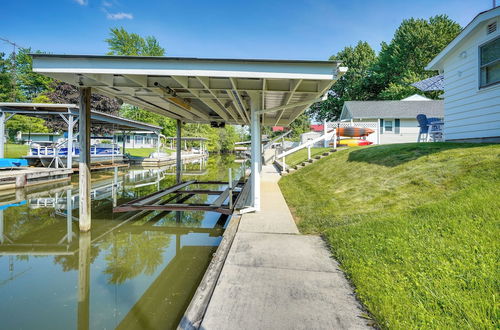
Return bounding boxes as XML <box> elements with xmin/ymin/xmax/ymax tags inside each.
<box><xmin>334</xmin><ymin>139</ymin><xmax>373</xmax><ymax>147</ymax></box>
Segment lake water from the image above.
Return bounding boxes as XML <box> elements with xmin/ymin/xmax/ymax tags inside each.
<box><xmin>0</xmin><ymin>155</ymin><xmax>244</xmax><ymax>329</ymax></box>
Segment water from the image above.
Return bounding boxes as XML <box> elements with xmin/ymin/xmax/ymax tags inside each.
<box><xmin>0</xmin><ymin>155</ymin><xmax>244</xmax><ymax>330</ymax></box>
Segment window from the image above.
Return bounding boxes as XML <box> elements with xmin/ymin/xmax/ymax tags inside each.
<box><xmin>385</xmin><ymin>120</ymin><xmax>393</xmax><ymax>132</ymax></box>
<box><xmin>480</xmin><ymin>37</ymin><xmax>500</xmax><ymax>88</ymax></box>
<box><xmin>135</xmin><ymin>136</ymin><xmax>144</xmax><ymax>144</ymax></box>
<box><xmin>395</xmin><ymin>119</ymin><xmax>400</xmax><ymax>134</ymax></box>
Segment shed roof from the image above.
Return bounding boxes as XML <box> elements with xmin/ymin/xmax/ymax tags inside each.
<box><xmin>30</xmin><ymin>54</ymin><xmax>344</xmax><ymax>126</ymax></box>
<box><xmin>340</xmin><ymin>100</ymin><xmax>444</xmax><ymax>120</ymax></box>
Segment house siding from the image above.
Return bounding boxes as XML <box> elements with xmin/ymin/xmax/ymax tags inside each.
<box><xmin>355</xmin><ymin>118</ymin><xmax>421</xmax><ymax>144</ymax></box>
<box><xmin>442</xmin><ymin>15</ymin><xmax>500</xmax><ymax>141</ymax></box>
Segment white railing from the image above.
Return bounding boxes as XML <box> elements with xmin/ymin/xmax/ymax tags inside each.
<box><xmin>263</xmin><ymin>130</ymin><xmax>293</xmax><ymax>150</ymax></box>
<box><xmin>275</xmin><ymin>130</ymin><xmax>336</xmax><ymax>169</ymax></box>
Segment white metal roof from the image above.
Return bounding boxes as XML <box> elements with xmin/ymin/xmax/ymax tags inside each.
<box><xmin>31</xmin><ymin>55</ymin><xmax>345</xmax><ymax>126</ymax></box>
<box><xmin>0</xmin><ymin>102</ymin><xmax>162</xmax><ymax>132</ymax></box>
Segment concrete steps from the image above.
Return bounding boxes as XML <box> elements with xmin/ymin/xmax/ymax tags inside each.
<box><xmin>278</xmin><ymin>149</ymin><xmax>337</xmax><ymax>176</ymax></box>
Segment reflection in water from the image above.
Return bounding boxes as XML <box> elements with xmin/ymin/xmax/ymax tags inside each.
<box><xmin>0</xmin><ymin>155</ymin><xmax>244</xmax><ymax>329</ymax></box>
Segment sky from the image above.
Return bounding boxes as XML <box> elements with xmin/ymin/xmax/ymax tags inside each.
<box><xmin>0</xmin><ymin>0</ymin><xmax>495</xmax><ymax>60</ymax></box>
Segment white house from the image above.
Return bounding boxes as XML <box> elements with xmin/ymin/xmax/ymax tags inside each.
<box><xmin>340</xmin><ymin>95</ymin><xmax>444</xmax><ymax>144</ymax></box>
<box><xmin>426</xmin><ymin>6</ymin><xmax>500</xmax><ymax>142</ymax></box>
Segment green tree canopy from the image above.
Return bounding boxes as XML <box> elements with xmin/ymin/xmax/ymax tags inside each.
<box><xmin>106</xmin><ymin>27</ymin><xmax>165</xmax><ymax>56</ymax></box>
<box><xmin>309</xmin><ymin>15</ymin><xmax>461</xmax><ymax>120</ymax></box>
<box><xmin>6</xmin><ymin>115</ymin><xmax>50</xmax><ymax>140</ymax></box>
<box><xmin>0</xmin><ymin>52</ymin><xmax>19</xmax><ymax>101</ymax></box>
<box><xmin>370</xmin><ymin>15</ymin><xmax>461</xmax><ymax>99</ymax></box>
<box><xmin>15</xmin><ymin>48</ymin><xmax>54</xmax><ymax>101</ymax></box>
<box><xmin>309</xmin><ymin>41</ymin><xmax>377</xmax><ymax>121</ymax></box>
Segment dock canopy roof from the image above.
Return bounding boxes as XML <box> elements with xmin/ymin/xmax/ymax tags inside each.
<box><xmin>0</xmin><ymin>103</ymin><xmax>162</xmax><ymax>132</ymax></box>
<box><xmin>31</xmin><ymin>55</ymin><xmax>344</xmax><ymax>126</ymax></box>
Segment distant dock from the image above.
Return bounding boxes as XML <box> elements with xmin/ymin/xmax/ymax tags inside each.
<box><xmin>0</xmin><ymin>167</ymin><xmax>72</xmax><ymax>191</ymax></box>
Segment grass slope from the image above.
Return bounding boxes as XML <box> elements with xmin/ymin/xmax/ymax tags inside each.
<box><xmin>4</xmin><ymin>143</ymin><xmax>29</xmax><ymax>158</ymax></box>
<box><xmin>279</xmin><ymin>143</ymin><xmax>499</xmax><ymax>329</ymax></box>
<box><xmin>126</xmin><ymin>148</ymin><xmax>171</xmax><ymax>157</ymax></box>
<box><xmin>284</xmin><ymin>147</ymin><xmax>330</xmax><ymax>167</ymax></box>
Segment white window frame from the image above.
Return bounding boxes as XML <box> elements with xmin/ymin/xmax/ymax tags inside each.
<box><xmin>479</xmin><ymin>35</ymin><xmax>500</xmax><ymax>89</ymax></box>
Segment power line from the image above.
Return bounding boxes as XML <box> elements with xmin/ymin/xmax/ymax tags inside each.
<box><xmin>0</xmin><ymin>37</ymin><xmax>24</xmax><ymax>101</ymax></box>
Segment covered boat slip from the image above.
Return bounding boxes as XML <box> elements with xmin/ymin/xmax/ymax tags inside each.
<box><xmin>0</xmin><ymin>102</ymin><xmax>162</xmax><ymax>168</ymax></box>
<box><xmin>31</xmin><ymin>54</ymin><xmax>344</xmax><ymax>230</ymax></box>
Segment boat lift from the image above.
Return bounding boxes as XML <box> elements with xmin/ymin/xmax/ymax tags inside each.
<box><xmin>0</xmin><ymin>103</ymin><xmax>162</xmax><ymax>169</ymax></box>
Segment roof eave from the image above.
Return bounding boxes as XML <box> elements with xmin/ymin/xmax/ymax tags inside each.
<box><xmin>426</xmin><ymin>6</ymin><xmax>500</xmax><ymax>71</ymax></box>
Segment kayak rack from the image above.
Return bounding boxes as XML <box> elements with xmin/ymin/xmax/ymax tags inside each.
<box><xmin>113</xmin><ymin>179</ymin><xmax>248</xmax><ymax>215</ymax></box>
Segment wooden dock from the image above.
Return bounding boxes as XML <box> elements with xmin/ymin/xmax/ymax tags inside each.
<box><xmin>0</xmin><ymin>167</ymin><xmax>73</xmax><ymax>191</ymax></box>
<box><xmin>72</xmin><ymin>162</ymin><xmax>129</xmax><ymax>172</ymax></box>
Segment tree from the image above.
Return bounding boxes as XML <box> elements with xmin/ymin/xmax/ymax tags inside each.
<box><xmin>369</xmin><ymin>15</ymin><xmax>461</xmax><ymax>99</ymax></box>
<box><xmin>14</xmin><ymin>48</ymin><xmax>54</xmax><ymax>101</ymax></box>
<box><xmin>106</xmin><ymin>27</ymin><xmax>165</xmax><ymax>56</ymax></box>
<box><xmin>288</xmin><ymin>113</ymin><xmax>311</xmax><ymax>139</ymax></box>
<box><xmin>43</xmin><ymin>81</ymin><xmax>121</xmax><ymax>133</ymax></box>
<box><xmin>119</xmin><ymin>104</ymin><xmax>176</xmax><ymax>137</ymax></box>
<box><xmin>5</xmin><ymin>115</ymin><xmax>50</xmax><ymax>140</ymax></box>
<box><xmin>105</xmin><ymin>27</ymin><xmax>177</xmax><ymax>137</ymax></box>
<box><xmin>309</xmin><ymin>41</ymin><xmax>377</xmax><ymax>121</ymax></box>
<box><xmin>0</xmin><ymin>52</ymin><xmax>19</xmax><ymax>101</ymax></box>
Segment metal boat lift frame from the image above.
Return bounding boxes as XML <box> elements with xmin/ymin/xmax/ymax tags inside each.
<box><xmin>114</xmin><ymin>178</ymin><xmax>249</xmax><ymax>215</ymax></box>
<box><xmin>0</xmin><ymin>103</ymin><xmax>162</xmax><ymax>169</ymax></box>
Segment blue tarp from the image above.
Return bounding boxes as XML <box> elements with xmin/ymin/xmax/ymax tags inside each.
<box><xmin>0</xmin><ymin>200</ymin><xmax>26</xmax><ymax>211</ymax></box>
<box><xmin>0</xmin><ymin>158</ymin><xmax>28</xmax><ymax>168</ymax></box>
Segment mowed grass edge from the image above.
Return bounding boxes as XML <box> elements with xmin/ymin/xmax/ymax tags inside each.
<box><xmin>279</xmin><ymin>143</ymin><xmax>500</xmax><ymax>329</ymax></box>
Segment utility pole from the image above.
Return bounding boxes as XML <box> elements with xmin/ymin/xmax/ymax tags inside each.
<box><xmin>0</xmin><ymin>37</ymin><xmax>23</xmax><ymax>101</ymax></box>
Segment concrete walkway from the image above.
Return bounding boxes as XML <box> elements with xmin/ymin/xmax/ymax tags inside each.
<box><xmin>201</xmin><ymin>166</ymin><xmax>369</xmax><ymax>330</ymax></box>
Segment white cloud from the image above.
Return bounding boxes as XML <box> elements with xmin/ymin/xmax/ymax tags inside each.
<box><xmin>74</xmin><ymin>0</ymin><xmax>88</xmax><ymax>5</ymax></box>
<box><xmin>102</xmin><ymin>0</ymin><xmax>113</xmax><ymax>7</ymax></box>
<box><xmin>106</xmin><ymin>12</ymin><xmax>133</xmax><ymax>20</ymax></box>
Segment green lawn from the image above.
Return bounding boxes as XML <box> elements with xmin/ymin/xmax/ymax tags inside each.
<box><xmin>4</xmin><ymin>143</ymin><xmax>29</xmax><ymax>158</ymax></box>
<box><xmin>279</xmin><ymin>143</ymin><xmax>499</xmax><ymax>329</ymax></box>
<box><xmin>125</xmin><ymin>148</ymin><xmax>171</xmax><ymax>157</ymax></box>
<box><xmin>284</xmin><ymin>147</ymin><xmax>331</xmax><ymax>167</ymax></box>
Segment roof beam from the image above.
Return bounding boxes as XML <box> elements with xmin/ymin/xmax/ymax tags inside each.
<box><xmin>170</xmin><ymin>75</ymin><xmax>225</xmax><ymax>121</ymax></box>
<box><xmin>123</xmin><ymin>74</ymin><xmax>210</xmax><ymax>121</ymax></box>
<box><xmin>94</xmin><ymin>87</ymin><xmax>184</xmax><ymax>120</ymax></box>
<box><xmin>257</xmin><ymin>97</ymin><xmax>322</xmax><ymax>115</ymax></box>
<box><xmin>195</xmin><ymin>76</ymin><xmax>237</xmax><ymax>122</ymax></box>
<box><xmin>284</xmin><ymin>80</ymin><xmax>334</xmax><ymax>123</ymax></box>
<box><xmin>274</xmin><ymin>79</ymin><xmax>301</xmax><ymax>126</ymax></box>
<box><xmin>226</xmin><ymin>90</ymin><xmax>249</xmax><ymax>125</ymax></box>
<box><xmin>230</xmin><ymin>78</ymin><xmax>250</xmax><ymax>123</ymax></box>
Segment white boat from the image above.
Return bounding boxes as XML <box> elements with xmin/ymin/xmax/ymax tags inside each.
<box><xmin>24</xmin><ymin>141</ymin><xmax>124</xmax><ymax>167</ymax></box>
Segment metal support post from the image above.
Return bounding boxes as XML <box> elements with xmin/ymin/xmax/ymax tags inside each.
<box><xmin>250</xmin><ymin>96</ymin><xmax>261</xmax><ymax>211</ymax></box>
<box><xmin>67</xmin><ymin>115</ymin><xmax>74</xmax><ymax>169</ymax></box>
<box><xmin>323</xmin><ymin>119</ymin><xmax>328</xmax><ymax>147</ymax></box>
<box><xmin>0</xmin><ymin>112</ymin><xmax>5</xmax><ymax>158</ymax></box>
<box><xmin>176</xmin><ymin>119</ymin><xmax>182</xmax><ymax>184</ymax></box>
<box><xmin>66</xmin><ymin>189</ymin><xmax>73</xmax><ymax>243</ymax></box>
<box><xmin>78</xmin><ymin>87</ymin><xmax>92</xmax><ymax>231</ymax></box>
<box><xmin>228</xmin><ymin>168</ymin><xmax>233</xmax><ymax>209</ymax></box>
<box><xmin>156</xmin><ymin>131</ymin><xmax>161</xmax><ymax>154</ymax></box>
